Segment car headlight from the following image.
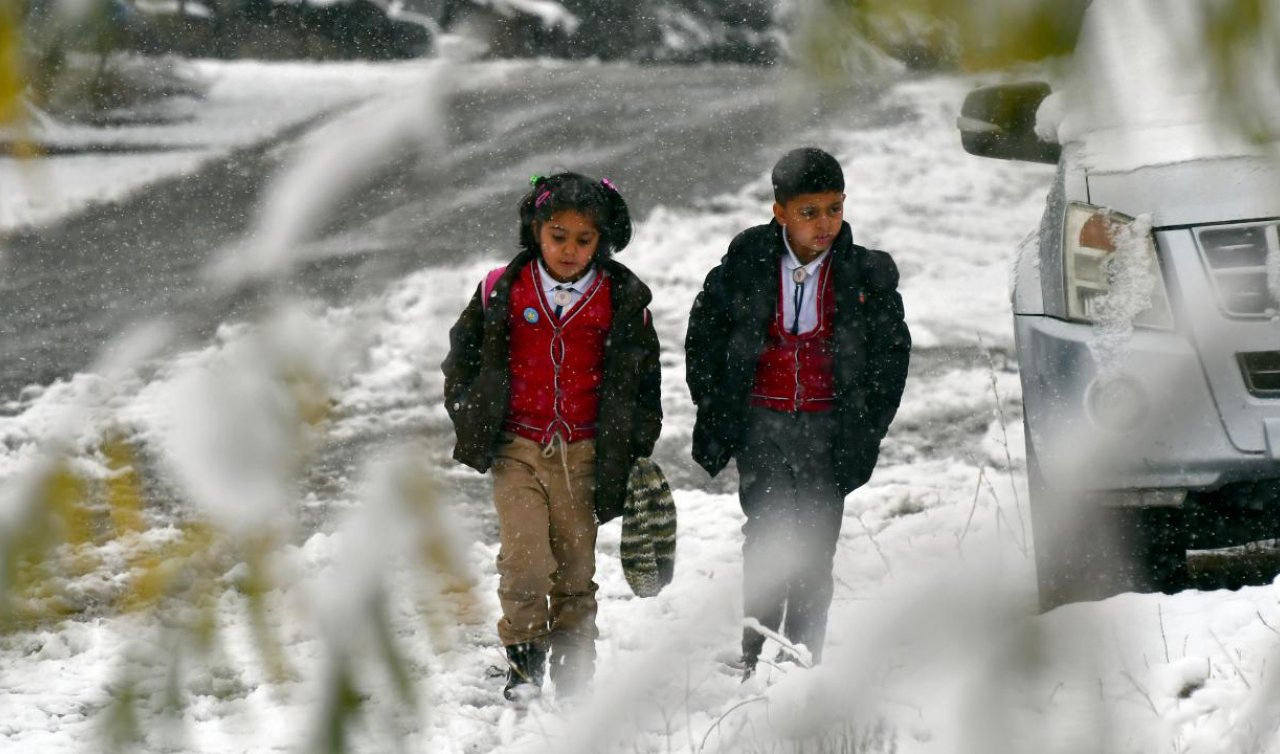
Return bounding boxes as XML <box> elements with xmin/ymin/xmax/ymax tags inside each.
<box><xmin>1063</xmin><ymin>203</ymin><xmax>1173</xmax><ymax>328</ymax></box>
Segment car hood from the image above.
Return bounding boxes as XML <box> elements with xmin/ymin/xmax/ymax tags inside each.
<box><xmin>1086</xmin><ymin>155</ymin><xmax>1280</xmax><ymax>228</ymax></box>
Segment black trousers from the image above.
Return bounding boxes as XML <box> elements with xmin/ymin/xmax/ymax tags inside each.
<box><xmin>737</xmin><ymin>406</ymin><xmax>844</xmax><ymax>664</ymax></box>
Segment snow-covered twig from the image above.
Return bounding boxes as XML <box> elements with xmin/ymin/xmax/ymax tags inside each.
<box><xmin>978</xmin><ymin>467</ymin><xmax>1029</xmax><ymax>556</ymax></box>
<box><xmin>981</xmin><ymin>338</ymin><xmax>1027</xmax><ymax>549</ymax></box>
<box><xmin>741</xmin><ymin>617</ymin><xmax>813</xmax><ymax>668</ymax></box>
<box><xmin>1120</xmin><ymin>670</ymin><xmax>1160</xmax><ymax>717</ymax></box>
<box><xmin>854</xmin><ymin>512</ymin><xmax>892</xmax><ymax>574</ymax></box>
<box><xmin>1159</xmin><ymin>604</ymin><xmax>1170</xmax><ymax>663</ymax></box>
<box><xmin>697</xmin><ymin>696</ymin><xmax>767</xmax><ymax>754</ymax></box>
<box><xmin>1210</xmin><ymin>628</ymin><xmax>1253</xmax><ymax>690</ymax></box>
<box><xmin>956</xmin><ymin>465</ymin><xmax>986</xmax><ymax>550</ymax></box>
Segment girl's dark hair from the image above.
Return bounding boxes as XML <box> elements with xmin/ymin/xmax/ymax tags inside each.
<box><xmin>518</xmin><ymin>172</ymin><xmax>633</xmax><ymax>261</ymax></box>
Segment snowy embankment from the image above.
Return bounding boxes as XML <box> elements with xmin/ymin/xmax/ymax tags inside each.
<box><xmin>4</xmin><ymin>62</ymin><xmax>1280</xmax><ymax>754</ymax></box>
<box><xmin>0</xmin><ymin>59</ymin><xmax>519</xmax><ymax>235</ymax></box>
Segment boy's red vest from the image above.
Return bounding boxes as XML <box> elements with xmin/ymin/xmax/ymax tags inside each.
<box><xmin>503</xmin><ymin>264</ymin><xmax>613</xmax><ymax>444</ymax></box>
<box><xmin>750</xmin><ymin>261</ymin><xmax>837</xmax><ymax>412</ymax></box>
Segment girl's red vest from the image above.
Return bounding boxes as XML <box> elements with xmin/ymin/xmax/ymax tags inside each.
<box><xmin>503</xmin><ymin>264</ymin><xmax>613</xmax><ymax>444</ymax></box>
<box><xmin>750</xmin><ymin>261</ymin><xmax>837</xmax><ymax>412</ymax></box>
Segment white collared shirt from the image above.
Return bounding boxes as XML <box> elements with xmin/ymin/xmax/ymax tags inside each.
<box><xmin>780</xmin><ymin>233</ymin><xmax>829</xmax><ymax>335</ymax></box>
<box><xmin>538</xmin><ymin>261</ymin><xmax>598</xmax><ymax>315</ymax></box>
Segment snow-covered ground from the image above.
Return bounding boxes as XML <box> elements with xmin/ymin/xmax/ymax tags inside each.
<box><xmin>3</xmin><ymin>59</ymin><xmax>1280</xmax><ymax>754</ymax></box>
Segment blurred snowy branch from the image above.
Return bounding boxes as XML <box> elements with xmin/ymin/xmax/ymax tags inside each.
<box><xmin>0</xmin><ymin>54</ymin><xmax>479</xmax><ymax>751</ymax></box>
<box><xmin>208</xmin><ymin>64</ymin><xmax>450</xmax><ymax>287</ymax></box>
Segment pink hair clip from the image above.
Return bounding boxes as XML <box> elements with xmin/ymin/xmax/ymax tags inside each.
<box><xmin>535</xmin><ymin>189</ymin><xmax>552</xmax><ymax>208</ymax></box>
<box><xmin>600</xmin><ymin>177</ymin><xmax>617</xmax><ymax>192</ymax></box>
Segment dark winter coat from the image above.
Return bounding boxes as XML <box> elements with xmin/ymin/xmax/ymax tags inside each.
<box><xmin>684</xmin><ymin>220</ymin><xmax>911</xmax><ymax>495</ymax></box>
<box><xmin>442</xmin><ymin>250</ymin><xmax>663</xmax><ymax>524</ymax></box>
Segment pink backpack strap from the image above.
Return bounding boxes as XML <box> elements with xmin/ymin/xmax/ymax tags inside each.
<box><xmin>480</xmin><ymin>265</ymin><xmax>507</xmax><ymax>310</ymax></box>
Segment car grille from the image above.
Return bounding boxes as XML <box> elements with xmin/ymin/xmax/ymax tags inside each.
<box><xmin>1196</xmin><ymin>223</ymin><xmax>1279</xmax><ymax>316</ymax></box>
<box><xmin>1240</xmin><ymin>351</ymin><xmax>1280</xmax><ymax>396</ymax></box>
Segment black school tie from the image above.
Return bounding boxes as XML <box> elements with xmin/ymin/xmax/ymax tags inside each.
<box><xmin>791</xmin><ymin>279</ymin><xmax>805</xmax><ymax>335</ymax></box>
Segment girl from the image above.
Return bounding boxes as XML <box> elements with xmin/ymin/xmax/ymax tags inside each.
<box><xmin>442</xmin><ymin>173</ymin><xmax>662</xmax><ymax>701</ymax></box>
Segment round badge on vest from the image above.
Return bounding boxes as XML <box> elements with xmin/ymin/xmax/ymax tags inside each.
<box><xmin>523</xmin><ymin>307</ymin><xmax>539</xmax><ymax>324</ymax></box>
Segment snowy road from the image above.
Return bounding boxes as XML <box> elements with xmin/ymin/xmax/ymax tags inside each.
<box><xmin>4</xmin><ymin>59</ymin><xmax>1280</xmax><ymax>754</ymax></box>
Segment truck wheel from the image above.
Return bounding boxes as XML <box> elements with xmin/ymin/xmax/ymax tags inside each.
<box><xmin>1027</xmin><ymin>445</ymin><xmax>1188</xmax><ymax>612</ymax></box>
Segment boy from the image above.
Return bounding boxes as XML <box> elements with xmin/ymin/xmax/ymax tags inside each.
<box><xmin>685</xmin><ymin>147</ymin><xmax>910</xmax><ymax>676</ymax></box>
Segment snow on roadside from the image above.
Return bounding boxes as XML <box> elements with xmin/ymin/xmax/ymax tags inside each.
<box><xmin>0</xmin><ymin>60</ymin><xmax>441</xmax><ymax>234</ymax></box>
<box><xmin>834</xmin><ymin>77</ymin><xmax>1057</xmax><ymax>349</ymax></box>
<box><xmin>0</xmin><ymin>57</ymin><xmax>595</xmax><ymax>236</ymax></box>
<box><xmin>0</xmin><ymin>151</ymin><xmax>210</xmax><ymax>234</ymax></box>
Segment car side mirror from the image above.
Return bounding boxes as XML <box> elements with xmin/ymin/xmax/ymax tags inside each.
<box><xmin>958</xmin><ymin>82</ymin><xmax>1061</xmax><ymax>164</ymax></box>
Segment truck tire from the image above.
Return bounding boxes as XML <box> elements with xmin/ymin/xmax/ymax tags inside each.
<box><xmin>1027</xmin><ymin>442</ymin><xmax>1188</xmax><ymax>612</ymax></box>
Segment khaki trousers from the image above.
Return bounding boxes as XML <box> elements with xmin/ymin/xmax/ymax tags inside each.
<box><xmin>491</xmin><ymin>432</ymin><xmax>599</xmax><ymax>648</ymax></box>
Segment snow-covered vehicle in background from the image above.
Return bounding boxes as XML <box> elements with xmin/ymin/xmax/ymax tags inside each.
<box><xmin>958</xmin><ymin>0</ymin><xmax>1280</xmax><ymax>610</ymax></box>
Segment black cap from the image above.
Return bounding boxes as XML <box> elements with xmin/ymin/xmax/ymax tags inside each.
<box><xmin>772</xmin><ymin>147</ymin><xmax>844</xmax><ymax>204</ymax></box>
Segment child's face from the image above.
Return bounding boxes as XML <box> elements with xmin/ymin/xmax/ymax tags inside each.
<box><xmin>537</xmin><ymin>210</ymin><xmax>601</xmax><ymax>282</ymax></box>
<box><xmin>773</xmin><ymin>191</ymin><xmax>846</xmax><ymax>261</ymax></box>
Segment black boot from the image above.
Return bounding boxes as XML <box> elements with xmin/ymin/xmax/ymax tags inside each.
<box><xmin>740</xmin><ymin>628</ymin><xmax>765</xmax><ymax>681</ymax></box>
<box><xmin>502</xmin><ymin>641</ymin><xmax>547</xmax><ymax>702</ymax></box>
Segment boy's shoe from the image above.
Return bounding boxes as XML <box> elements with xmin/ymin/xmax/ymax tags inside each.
<box><xmin>502</xmin><ymin>641</ymin><xmax>548</xmax><ymax>702</ymax></box>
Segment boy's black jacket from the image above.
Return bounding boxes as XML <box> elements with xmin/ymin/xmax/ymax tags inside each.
<box><xmin>684</xmin><ymin>220</ymin><xmax>911</xmax><ymax>494</ymax></box>
<box><xmin>442</xmin><ymin>250</ymin><xmax>663</xmax><ymax>524</ymax></box>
